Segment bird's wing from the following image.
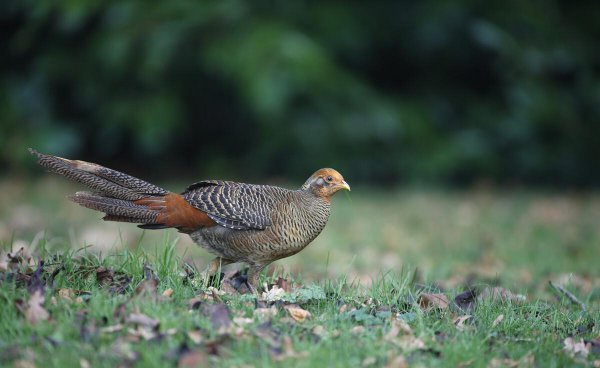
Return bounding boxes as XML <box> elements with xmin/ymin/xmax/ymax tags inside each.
<box><xmin>182</xmin><ymin>180</ymin><xmax>275</xmax><ymax>230</ymax></box>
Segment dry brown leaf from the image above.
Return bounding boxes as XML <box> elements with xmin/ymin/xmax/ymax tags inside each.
<box><xmin>126</xmin><ymin>313</ymin><xmax>160</xmax><ymax>329</ymax></box>
<box><xmin>58</xmin><ymin>288</ymin><xmax>74</xmax><ymax>302</ymax></box>
<box><xmin>100</xmin><ymin>324</ymin><xmax>124</xmax><ymax>334</ymax></box>
<box><xmin>350</xmin><ymin>326</ymin><xmax>365</xmax><ymax>335</ymax></box>
<box><xmin>187</xmin><ymin>329</ymin><xmax>203</xmax><ymax>344</ymax></box>
<box><xmin>284</xmin><ymin>305</ymin><xmax>311</xmax><ymax>323</ymax></box>
<box><xmin>312</xmin><ymin>325</ymin><xmax>326</xmax><ymax>337</ymax></box>
<box><xmin>13</xmin><ymin>360</ymin><xmax>36</xmax><ymax>368</ymax></box>
<box><xmin>362</xmin><ymin>356</ymin><xmax>377</xmax><ymax>366</ymax></box>
<box><xmin>134</xmin><ymin>279</ymin><xmax>158</xmax><ymax>297</ymax></box>
<box><xmin>487</xmin><ymin>351</ymin><xmax>534</xmax><ymax>368</ymax></box>
<box><xmin>24</xmin><ymin>290</ymin><xmax>49</xmax><ymax>325</ymax></box>
<box><xmin>384</xmin><ymin>353</ymin><xmax>408</xmax><ymax>368</ymax></box>
<box><xmin>487</xmin><ymin>357</ymin><xmax>519</xmax><ymax>368</ymax></box>
<box><xmin>178</xmin><ymin>350</ymin><xmax>208</xmax><ymax>367</ymax></box>
<box><xmin>453</xmin><ymin>315</ymin><xmax>472</xmax><ymax>331</ymax></box>
<box><xmin>396</xmin><ymin>335</ymin><xmax>426</xmax><ymax>351</ymax></box>
<box><xmin>96</xmin><ymin>267</ymin><xmax>131</xmax><ymax>295</ymax></box>
<box><xmin>56</xmin><ymin>288</ymin><xmax>88</xmax><ymax>304</ymax></box>
<box><xmin>261</xmin><ymin>285</ymin><xmax>286</xmax><ymax>302</ymax></box>
<box><xmin>162</xmin><ymin>288</ymin><xmax>174</xmax><ymax>298</ymax></box>
<box><xmin>220</xmin><ymin>281</ymin><xmax>239</xmax><ymax>295</ymax></box>
<box><xmin>563</xmin><ymin>337</ymin><xmax>590</xmax><ymax>358</ymax></box>
<box><xmin>188</xmin><ymin>296</ymin><xmax>206</xmax><ymax>310</ymax></box>
<box><xmin>339</xmin><ymin>304</ymin><xmax>349</xmax><ymax>313</ymax></box>
<box><xmin>418</xmin><ymin>293</ymin><xmax>450</xmax><ymax>310</ymax></box>
<box><xmin>127</xmin><ymin>326</ymin><xmax>158</xmax><ymax>341</ymax></box>
<box><xmin>492</xmin><ymin>314</ymin><xmax>504</xmax><ymax>327</ymax></box>
<box><xmin>385</xmin><ymin>319</ymin><xmax>412</xmax><ymax>341</ymax></box>
<box><xmin>202</xmin><ymin>303</ymin><xmax>231</xmax><ymax>332</ymax></box>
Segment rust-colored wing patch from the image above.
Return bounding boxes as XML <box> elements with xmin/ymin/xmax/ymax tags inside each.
<box><xmin>135</xmin><ymin>193</ymin><xmax>215</xmax><ymax>232</ymax></box>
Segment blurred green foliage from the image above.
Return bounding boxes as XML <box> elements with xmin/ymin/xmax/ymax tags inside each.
<box><xmin>1</xmin><ymin>0</ymin><xmax>599</xmax><ymax>185</ymax></box>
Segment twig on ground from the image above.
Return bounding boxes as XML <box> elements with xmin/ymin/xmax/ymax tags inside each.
<box><xmin>549</xmin><ymin>281</ymin><xmax>587</xmax><ymax>313</ymax></box>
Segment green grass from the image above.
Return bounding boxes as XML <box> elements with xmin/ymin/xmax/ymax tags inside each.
<box><xmin>1</xmin><ymin>179</ymin><xmax>599</xmax><ymax>367</ymax></box>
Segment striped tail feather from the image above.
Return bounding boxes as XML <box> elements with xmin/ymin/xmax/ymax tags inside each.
<box><xmin>30</xmin><ymin>149</ymin><xmax>170</xmax><ymax>228</ymax></box>
<box><xmin>29</xmin><ymin>149</ymin><xmax>168</xmax><ymax>200</ymax></box>
<box><xmin>69</xmin><ymin>192</ymin><xmax>162</xmax><ymax>224</ymax></box>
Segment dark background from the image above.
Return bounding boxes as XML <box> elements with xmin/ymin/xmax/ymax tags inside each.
<box><xmin>2</xmin><ymin>1</ymin><xmax>599</xmax><ymax>187</ymax></box>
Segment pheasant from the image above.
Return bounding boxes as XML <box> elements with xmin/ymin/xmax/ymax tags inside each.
<box><xmin>29</xmin><ymin>149</ymin><xmax>350</xmax><ymax>291</ymax></box>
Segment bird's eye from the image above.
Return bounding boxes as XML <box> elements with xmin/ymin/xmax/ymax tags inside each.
<box><xmin>326</xmin><ymin>175</ymin><xmax>333</xmax><ymax>182</ymax></box>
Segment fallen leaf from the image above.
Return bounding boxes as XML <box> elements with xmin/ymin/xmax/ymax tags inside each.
<box><xmin>178</xmin><ymin>350</ymin><xmax>208</xmax><ymax>367</ymax></box>
<box><xmin>187</xmin><ymin>330</ymin><xmax>203</xmax><ymax>344</ymax></box>
<box><xmin>134</xmin><ymin>264</ymin><xmax>159</xmax><ymax>297</ymax></box>
<box><xmin>113</xmin><ymin>301</ymin><xmax>127</xmax><ymax>321</ymax></box>
<box><xmin>127</xmin><ymin>326</ymin><xmax>158</xmax><ymax>341</ymax></box>
<box><xmin>202</xmin><ymin>303</ymin><xmax>231</xmax><ymax>332</ymax></box>
<box><xmin>385</xmin><ymin>352</ymin><xmax>408</xmax><ymax>368</ymax></box>
<box><xmin>100</xmin><ymin>324</ymin><xmax>124</xmax><ymax>334</ymax></box>
<box><xmin>350</xmin><ymin>326</ymin><xmax>365</xmax><ymax>335</ymax></box>
<box><xmin>454</xmin><ymin>289</ymin><xmax>477</xmax><ymax>312</ymax></box>
<box><xmin>96</xmin><ymin>267</ymin><xmax>131</xmax><ymax>294</ymax></box>
<box><xmin>312</xmin><ymin>325</ymin><xmax>326</xmax><ymax>338</ymax></box>
<box><xmin>453</xmin><ymin>315</ymin><xmax>472</xmax><ymax>331</ymax></box>
<box><xmin>418</xmin><ymin>293</ymin><xmax>450</xmax><ymax>310</ymax></box>
<box><xmin>126</xmin><ymin>313</ymin><xmax>160</xmax><ymax>329</ymax></box>
<box><xmin>587</xmin><ymin>339</ymin><xmax>600</xmax><ymax>355</ymax></box>
<box><xmin>487</xmin><ymin>357</ymin><xmax>518</xmax><ymax>368</ymax></box>
<box><xmin>23</xmin><ymin>289</ymin><xmax>49</xmax><ymax>325</ymax></box>
<box><xmin>188</xmin><ymin>296</ymin><xmax>205</xmax><ymax>310</ymax></box>
<box><xmin>57</xmin><ymin>288</ymin><xmax>89</xmax><ymax>303</ymax></box>
<box><xmin>487</xmin><ymin>351</ymin><xmax>534</xmax><ymax>368</ymax></box>
<box><xmin>109</xmin><ymin>339</ymin><xmax>139</xmax><ymax>363</ymax></box>
<box><xmin>162</xmin><ymin>288</ymin><xmax>174</xmax><ymax>298</ymax></box>
<box><xmin>220</xmin><ymin>281</ymin><xmax>239</xmax><ymax>295</ymax></box>
<box><xmin>13</xmin><ymin>360</ymin><xmax>36</xmax><ymax>368</ymax></box>
<box><xmin>261</xmin><ymin>285</ymin><xmax>286</xmax><ymax>302</ymax></box>
<box><xmin>396</xmin><ymin>335</ymin><xmax>426</xmax><ymax>351</ymax></box>
<box><xmin>58</xmin><ymin>289</ymin><xmax>73</xmax><ymax>301</ymax></box>
<box><xmin>563</xmin><ymin>337</ymin><xmax>590</xmax><ymax>358</ymax></box>
<box><xmin>492</xmin><ymin>314</ymin><xmax>504</xmax><ymax>327</ymax></box>
<box><xmin>284</xmin><ymin>305</ymin><xmax>311</xmax><ymax>322</ymax></box>
<box><xmin>27</xmin><ymin>261</ymin><xmax>45</xmax><ymax>294</ymax></box>
<box><xmin>362</xmin><ymin>356</ymin><xmax>377</xmax><ymax>366</ymax></box>
<box><xmin>385</xmin><ymin>319</ymin><xmax>412</xmax><ymax>341</ymax></box>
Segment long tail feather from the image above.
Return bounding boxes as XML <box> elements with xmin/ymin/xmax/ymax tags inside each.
<box><xmin>29</xmin><ymin>149</ymin><xmax>167</xmax><ymax>200</ymax></box>
<box><xmin>68</xmin><ymin>192</ymin><xmax>161</xmax><ymax>223</ymax></box>
<box><xmin>31</xmin><ymin>149</ymin><xmax>214</xmax><ymax>232</ymax></box>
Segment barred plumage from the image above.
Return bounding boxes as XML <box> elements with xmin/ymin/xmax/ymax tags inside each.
<box><xmin>31</xmin><ymin>149</ymin><xmax>350</xmax><ymax>292</ymax></box>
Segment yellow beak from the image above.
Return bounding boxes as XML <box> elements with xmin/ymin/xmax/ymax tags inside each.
<box><xmin>340</xmin><ymin>180</ymin><xmax>351</xmax><ymax>191</ymax></box>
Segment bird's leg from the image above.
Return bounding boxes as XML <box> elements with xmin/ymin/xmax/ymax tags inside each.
<box><xmin>202</xmin><ymin>257</ymin><xmax>233</xmax><ymax>285</ymax></box>
<box><xmin>246</xmin><ymin>264</ymin><xmax>266</xmax><ymax>295</ymax></box>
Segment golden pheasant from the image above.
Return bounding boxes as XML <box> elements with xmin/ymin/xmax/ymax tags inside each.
<box><xmin>30</xmin><ymin>149</ymin><xmax>350</xmax><ymax>291</ymax></box>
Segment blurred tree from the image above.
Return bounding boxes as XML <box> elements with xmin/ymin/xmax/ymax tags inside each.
<box><xmin>1</xmin><ymin>0</ymin><xmax>599</xmax><ymax>186</ymax></box>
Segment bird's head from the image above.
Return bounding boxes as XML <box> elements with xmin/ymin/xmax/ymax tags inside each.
<box><xmin>301</xmin><ymin>168</ymin><xmax>350</xmax><ymax>200</ymax></box>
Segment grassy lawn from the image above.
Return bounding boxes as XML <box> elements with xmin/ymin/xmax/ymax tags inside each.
<box><xmin>1</xmin><ymin>178</ymin><xmax>599</xmax><ymax>367</ymax></box>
